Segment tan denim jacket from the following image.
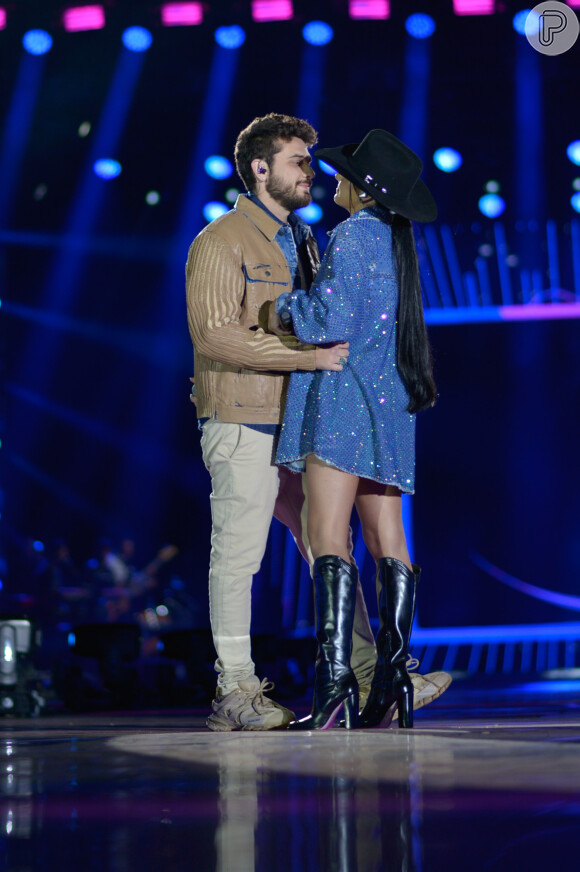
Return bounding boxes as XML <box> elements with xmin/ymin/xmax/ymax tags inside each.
<box><xmin>186</xmin><ymin>195</ymin><xmax>320</xmax><ymax>424</ymax></box>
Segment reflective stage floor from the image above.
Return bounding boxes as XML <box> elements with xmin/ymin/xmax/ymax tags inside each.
<box><xmin>1</xmin><ymin>678</ymin><xmax>580</xmax><ymax>872</ymax></box>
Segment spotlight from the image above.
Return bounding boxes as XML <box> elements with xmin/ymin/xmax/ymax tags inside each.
<box><xmin>204</xmin><ymin>155</ymin><xmax>233</xmax><ymax>179</ymax></box>
<box><xmin>572</xmin><ymin>192</ymin><xmax>580</xmax><ymax>214</ymax></box>
<box><xmin>145</xmin><ymin>190</ymin><xmax>161</xmax><ymax>205</ymax></box>
<box><xmin>296</xmin><ymin>203</ymin><xmax>322</xmax><ymax>223</ymax></box>
<box><xmin>567</xmin><ymin>140</ymin><xmax>580</xmax><ymax>166</ymax></box>
<box><xmin>214</xmin><ymin>25</ymin><xmax>246</xmax><ymax>49</ymax></box>
<box><xmin>318</xmin><ymin>159</ymin><xmax>336</xmax><ymax>176</ymax></box>
<box><xmin>203</xmin><ymin>201</ymin><xmax>229</xmax><ymax>222</ymax></box>
<box><xmin>303</xmin><ymin>21</ymin><xmax>334</xmax><ymax>45</ymax></box>
<box><xmin>63</xmin><ymin>5</ymin><xmax>105</xmax><ymax>33</ymax></box>
<box><xmin>0</xmin><ymin>8</ymin><xmax>6</xmax><ymax>30</ymax></box>
<box><xmin>225</xmin><ymin>187</ymin><xmax>240</xmax><ymax>203</ymax></box>
<box><xmin>405</xmin><ymin>14</ymin><xmax>436</xmax><ymax>38</ymax></box>
<box><xmin>22</xmin><ymin>29</ymin><xmax>53</xmax><ymax>55</ymax></box>
<box><xmin>349</xmin><ymin>0</ymin><xmax>390</xmax><ymax>19</ymax></box>
<box><xmin>512</xmin><ymin>10</ymin><xmax>532</xmax><ymax>34</ymax></box>
<box><xmin>573</xmin><ymin>178</ymin><xmax>580</xmax><ymax>191</ymax></box>
<box><xmin>433</xmin><ymin>148</ymin><xmax>462</xmax><ymax>172</ymax></box>
<box><xmin>78</xmin><ymin>121</ymin><xmax>91</xmax><ymax>137</ymax></box>
<box><xmin>161</xmin><ymin>2</ymin><xmax>203</xmax><ymax>26</ymax></box>
<box><xmin>478</xmin><ymin>193</ymin><xmax>505</xmax><ymax>218</ymax></box>
<box><xmin>93</xmin><ymin>158</ymin><xmax>122</xmax><ymax>179</ymax></box>
<box><xmin>122</xmin><ymin>26</ymin><xmax>153</xmax><ymax>52</ymax></box>
<box><xmin>252</xmin><ymin>1</ymin><xmax>293</xmax><ymax>22</ymax></box>
<box><xmin>485</xmin><ymin>180</ymin><xmax>501</xmax><ymax>193</ymax></box>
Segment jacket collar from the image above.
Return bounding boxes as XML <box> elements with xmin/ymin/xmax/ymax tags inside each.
<box><xmin>234</xmin><ymin>193</ymin><xmax>311</xmax><ymax>243</ymax></box>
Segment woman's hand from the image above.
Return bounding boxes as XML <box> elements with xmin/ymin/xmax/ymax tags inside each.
<box><xmin>267</xmin><ymin>300</ymin><xmax>293</xmax><ymax>335</ymax></box>
<box><xmin>314</xmin><ymin>342</ymin><xmax>350</xmax><ymax>371</ymax></box>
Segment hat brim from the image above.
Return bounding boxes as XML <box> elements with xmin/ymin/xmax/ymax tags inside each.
<box><xmin>315</xmin><ymin>143</ymin><xmax>437</xmax><ymax>223</ymax></box>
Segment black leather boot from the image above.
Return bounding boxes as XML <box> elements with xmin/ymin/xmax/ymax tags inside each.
<box><xmin>289</xmin><ymin>555</ymin><xmax>359</xmax><ymax>731</ymax></box>
<box><xmin>359</xmin><ymin>558</ymin><xmax>419</xmax><ymax>729</ymax></box>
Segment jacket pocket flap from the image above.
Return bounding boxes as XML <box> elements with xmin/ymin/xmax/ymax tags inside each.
<box><xmin>244</xmin><ymin>263</ymin><xmax>289</xmax><ymax>285</ymax></box>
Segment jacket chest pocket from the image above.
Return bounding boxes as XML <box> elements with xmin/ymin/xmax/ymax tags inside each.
<box><xmin>244</xmin><ymin>262</ymin><xmax>290</xmax><ymax>308</ymax></box>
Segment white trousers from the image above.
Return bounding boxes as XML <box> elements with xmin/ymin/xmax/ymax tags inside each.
<box><xmin>200</xmin><ymin>420</ymin><xmax>376</xmax><ymax>694</ymax></box>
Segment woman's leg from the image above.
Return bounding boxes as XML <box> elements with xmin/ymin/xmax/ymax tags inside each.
<box><xmin>354</xmin><ymin>481</ymin><xmax>411</xmax><ymax>569</ymax></box>
<box><xmin>305</xmin><ymin>454</ymin><xmax>359</xmax><ymax>562</ymax></box>
<box><xmin>289</xmin><ymin>456</ymin><xmax>360</xmax><ymax>730</ymax></box>
<box><xmin>355</xmin><ymin>481</ymin><xmax>416</xmax><ymax>728</ymax></box>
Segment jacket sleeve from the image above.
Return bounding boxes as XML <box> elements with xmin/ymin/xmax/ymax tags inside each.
<box><xmin>186</xmin><ymin>230</ymin><xmax>317</xmax><ymax>372</ymax></box>
<box><xmin>276</xmin><ymin>223</ymin><xmax>369</xmax><ymax>345</ymax></box>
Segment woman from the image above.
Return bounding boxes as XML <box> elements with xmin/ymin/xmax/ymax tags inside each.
<box><xmin>268</xmin><ymin>129</ymin><xmax>437</xmax><ymax>731</ymax></box>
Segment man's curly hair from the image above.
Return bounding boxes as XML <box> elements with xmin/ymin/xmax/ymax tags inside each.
<box><xmin>234</xmin><ymin>113</ymin><xmax>318</xmax><ymax>192</ymax></box>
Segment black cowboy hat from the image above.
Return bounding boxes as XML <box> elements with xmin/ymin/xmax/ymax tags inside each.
<box><xmin>315</xmin><ymin>129</ymin><xmax>437</xmax><ymax>223</ymax></box>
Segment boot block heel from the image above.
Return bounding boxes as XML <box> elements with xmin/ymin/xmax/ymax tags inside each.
<box><xmin>343</xmin><ymin>692</ymin><xmax>359</xmax><ymax>730</ymax></box>
<box><xmin>397</xmin><ymin>689</ymin><xmax>414</xmax><ymax>729</ymax></box>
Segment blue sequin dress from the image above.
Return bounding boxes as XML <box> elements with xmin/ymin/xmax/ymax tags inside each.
<box><xmin>275</xmin><ymin>206</ymin><xmax>416</xmax><ymax>492</ymax></box>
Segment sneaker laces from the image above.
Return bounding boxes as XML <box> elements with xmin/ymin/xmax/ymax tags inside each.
<box><xmin>251</xmin><ymin>677</ymin><xmax>275</xmax><ymax>708</ymax></box>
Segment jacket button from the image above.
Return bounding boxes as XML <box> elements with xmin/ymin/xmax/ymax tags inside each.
<box><xmin>265</xmin><ymin>270</ymin><xmax>271</xmax><ymax>276</ymax></box>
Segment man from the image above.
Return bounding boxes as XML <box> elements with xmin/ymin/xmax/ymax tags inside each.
<box><xmin>186</xmin><ymin>113</ymin><xmax>450</xmax><ymax>731</ymax></box>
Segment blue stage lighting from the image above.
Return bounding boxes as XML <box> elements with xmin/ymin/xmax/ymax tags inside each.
<box><xmin>93</xmin><ymin>158</ymin><xmax>122</xmax><ymax>179</ymax></box>
<box><xmin>478</xmin><ymin>193</ymin><xmax>505</xmax><ymax>218</ymax></box>
<box><xmin>215</xmin><ymin>25</ymin><xmax>246</xmax><ymax>49</ymax></box>
<box><xmin>318</xmin><ymin>159</ymin><xmax>336</xmax><ymax>176</ymax></box>
<box><xmin>512</xmin><ymin>9</ymin><xmax>531</xmax><ymax>34</ymax></box>
<box><xmin>296</xmin><ymin>203</ymin><xmax>322</xmax><ymax>223</ymax></box>
<box><xmin>203</xmin><ymin>201</ymin><xmax>229</xmax><ymax>222</ymax></box>
<box><xmin>405</xmin><ymin>14</ymin><xmax>436</xmax><ymax>38</ymax></box>
<box><xmin>32</xmin><ymin>540</ymin><xmax>44</xmax><ymax>552</ymax></box>
<box><xmin>567</xmin><ymin>140</ymin><xmax>580</xmax><ymax>166</ymax></box>
<box><xmin>433</xmin><ymin>147</ymin><xmax>462</xmax><ymax>172</ymax></box>
<box><xmin>22</xmin><ymin>29</ymin><xmax>53</xmax><ymax>55</ymax></box>
<box><xmin>122</xmin><ymin>26</ymin><xmax>153</xmax><ymax>52</ymax></box>
<box><xmin>204</xmin><ymin>155</ymin><xmax>234</xmax><ymax>179</ymax></box>
<box><xmin>572</xmin><ymin>192</ymin><xmax>580</xmax><ymax>214</ymax></box>
<box><xmin>303</xmin><ymin>21</ymin><xmax>334</xmax><ymax>45</ymax></box>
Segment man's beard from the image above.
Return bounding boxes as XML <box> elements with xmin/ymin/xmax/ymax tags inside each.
<box><xmin>265</xmin><ymin>172</ymin><xmax>311</xmax><ymax>212</ymax></box>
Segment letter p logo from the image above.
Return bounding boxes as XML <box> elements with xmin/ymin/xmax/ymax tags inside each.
<box><xmin>525</xmin><ymin>1</ymin><xmax>579</xmax><ymax>56</ymax></box>
<box><xmin>539</xmin><ymin>10</ymin><xmax>567</xmax><ymax>45</ymax></box>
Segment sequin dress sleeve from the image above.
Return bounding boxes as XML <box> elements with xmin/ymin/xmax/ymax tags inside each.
<box><xmin>275</xmin><ymin>224</ymin><xmax>357</xmax><ymax>344</ymax></box>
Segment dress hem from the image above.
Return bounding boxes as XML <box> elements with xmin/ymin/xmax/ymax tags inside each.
<box><xmin>276</xmin><ymin>452</ymin><xmax>415</xmax><ymax>494</ymax></box>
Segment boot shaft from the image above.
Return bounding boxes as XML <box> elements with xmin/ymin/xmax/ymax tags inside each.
<box><xmin>376</xmin><ymin>558</ymin><xmax>418</xmax><ymax>667</ymax></box>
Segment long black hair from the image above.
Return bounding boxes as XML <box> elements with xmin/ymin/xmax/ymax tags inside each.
<box><xmin>391</xmin><ymin>213</ymin><xmax>437</xmax><ymax>414</ymax></box>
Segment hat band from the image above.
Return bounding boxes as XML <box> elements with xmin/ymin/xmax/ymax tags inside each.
<box><xmin>364</xmin><ymin>173</ymin><xmax>388</xmax><ymax>195</ymax></box>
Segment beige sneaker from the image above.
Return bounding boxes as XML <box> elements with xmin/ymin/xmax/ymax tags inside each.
<box><xmin>357</xmin><ymin>658</ymin><xmax>452</xmax><ymax>716</ymax></box>
<box><xmin>409</xmin><ymin>670</ymin><xmax>452</xmax><ymax>710</ymax></box>
<box><xmin>206</xmin><ymin>676</ymin><xmax>295</xmax><ymax>732</ymax></box>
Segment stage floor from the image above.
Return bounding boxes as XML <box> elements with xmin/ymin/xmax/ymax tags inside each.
<box><xmin>1</xmin><ymin>678</ymin><xmax>579</xmax><ymax>872</ymax></box>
